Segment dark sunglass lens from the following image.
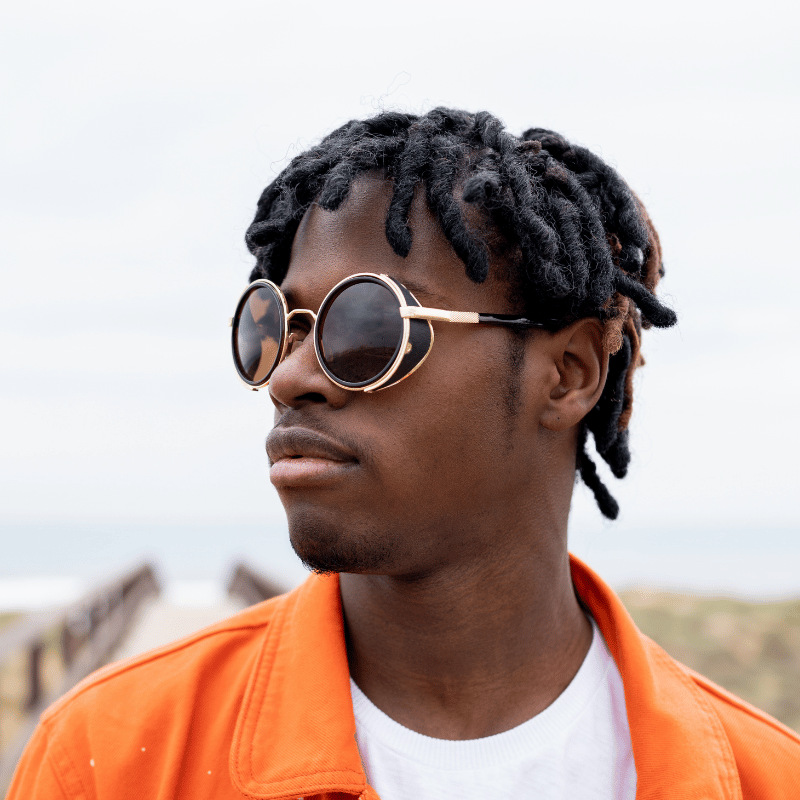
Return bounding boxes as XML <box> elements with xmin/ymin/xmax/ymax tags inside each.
<box><xmin>234</xmin><ymin>285</ymin><xmax>282</xmax><ymax>383</ymax></box>
<box><xmin>319</xmin><ymin>281</ymin><xmax>403</xmax><ymax>384</ymax></box>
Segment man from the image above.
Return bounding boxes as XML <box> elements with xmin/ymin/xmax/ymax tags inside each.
<box><xmin>9</xmin><ymin>108</ymin><xmax>800</xmax><ymax>798</ymax></box>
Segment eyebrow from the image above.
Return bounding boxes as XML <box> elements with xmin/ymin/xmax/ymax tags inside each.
<box><xmin>281</xmin><ymin>287</ymin><xmax>315</xmax><ymax>312</ymax></box>
<box><xmin>283</xmin><ymin>278</ymin><xmax>454</xmax><ymax>311</ymax></box>
<box><xmin>395</xmin><ymin>278</ymin><xmax>453</xmax><ymax>309</ymax></box>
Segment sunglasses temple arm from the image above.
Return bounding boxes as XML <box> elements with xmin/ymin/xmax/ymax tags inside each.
<box><xmin>399</xmin><ymin>306</ymin><xmax>549</xmax><ymax>329</ymax></box>
<box><xmin>400</xmin><ymin>306</ymin><xmax>480</xmax><ymax>324</ymax></box>
<box><xmin>476</xmin><ymin>313</ymin><xmax>551</xmax><ymax>329</ymax></box>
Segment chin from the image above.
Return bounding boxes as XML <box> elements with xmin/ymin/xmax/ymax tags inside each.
<box><xmin>288</xmin><ymin>512</ymin><xmax>402</xmax><ymax>575</ymax></box>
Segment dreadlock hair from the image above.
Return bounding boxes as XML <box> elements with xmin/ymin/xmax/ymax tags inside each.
<box><xmin>245</xmin><ymin>107</ymin><xmax>677</xmax><ymax>520</ymax></box>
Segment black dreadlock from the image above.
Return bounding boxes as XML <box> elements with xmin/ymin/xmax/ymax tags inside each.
<box><xmin>245</xmin><ymin>108</ymin><xmax>677</xmax><ymax>519</ymax></box>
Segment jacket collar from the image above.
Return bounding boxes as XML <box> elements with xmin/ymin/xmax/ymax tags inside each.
<box><xmin>230</xmin><ymin>573</ymin><xmax>370</xmax><ymax>800</ymax></box>
<box><xmin>231</xmin><ymin>557</ymin><xmax>742</xmax><ymax>800</ymax></box>
<box><xmin>571</xmin><ymin>557</ymin><xmax>742</xmax><ymax>800</ymax></box>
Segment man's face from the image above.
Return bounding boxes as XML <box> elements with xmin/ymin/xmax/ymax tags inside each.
<box><xmin>266</xmin><ymin>176</ymin><xmax>557</xmax><ymax>578</ymax></box>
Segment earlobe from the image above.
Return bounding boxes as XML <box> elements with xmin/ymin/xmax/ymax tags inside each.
<box><xmin>540</xmin><ymin>319</ymin><xmax>609</xmax><ymax>432</ymax></box>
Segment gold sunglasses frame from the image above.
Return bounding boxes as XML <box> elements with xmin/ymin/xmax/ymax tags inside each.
<box><xmin>231</xmin><ymin>272</ymin><xmax>547</xmax><ymax>393</ymax></box>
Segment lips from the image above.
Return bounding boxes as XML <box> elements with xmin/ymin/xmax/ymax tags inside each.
<box><xmin>266</xmin><ymin>426</ymin><xmax>358</xmax><ymax>488</ymax></box>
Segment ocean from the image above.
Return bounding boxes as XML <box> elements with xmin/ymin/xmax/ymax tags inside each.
<box><xmin>1</xmin><ymin>520</ymin><xmax>798</xmax><ymax>610</ymax></box>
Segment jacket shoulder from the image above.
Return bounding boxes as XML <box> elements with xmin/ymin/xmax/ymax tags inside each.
<box><xmin>9</xmin><ymin>592</ymin><xmax>294</xmax><ymax>799</ymax></box>
<box><xmin>42</xmin><ymin>590</ymin><xmax>289</xmax><ymax>727</ymax></box>
<box><xmin>687</xmin><ymin>667</ymin><xmax>800</xmax><ymax>797</ymax></box>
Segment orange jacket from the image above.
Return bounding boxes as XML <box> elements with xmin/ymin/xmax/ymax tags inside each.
<box><xmin>8</xmin><ymin>556</ymin><xmax>800</xmax><ymax>799</ymax></box>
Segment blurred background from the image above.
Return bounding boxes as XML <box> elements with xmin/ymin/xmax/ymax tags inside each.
<box><xmin>1</xmin><ymin>0</ymin><xmax>799</xmax><ymax>764</ymax></box>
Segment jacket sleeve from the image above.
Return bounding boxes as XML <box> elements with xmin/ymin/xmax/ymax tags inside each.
<box><xmin>6</xmin><ymin>722</ymin><xmax>73</xmax><ymax>800</ymax></box>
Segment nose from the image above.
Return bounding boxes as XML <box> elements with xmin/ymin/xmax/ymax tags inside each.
<box><xmin>268</xmin><ymin>320</ymin><xmax>350</xmax><ymax>412</ymax></box>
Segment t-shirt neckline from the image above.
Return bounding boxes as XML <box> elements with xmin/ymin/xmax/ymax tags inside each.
<box><xmin>349</xmin><ymin>619</ymin><xmax>611</xmax><ymax>770</ymax></box>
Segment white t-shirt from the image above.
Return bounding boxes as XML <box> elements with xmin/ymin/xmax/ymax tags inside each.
<box><xmin>350</xmin><ymin>620</ymin><xmax>636</xmax><ymax>800</ymax></box>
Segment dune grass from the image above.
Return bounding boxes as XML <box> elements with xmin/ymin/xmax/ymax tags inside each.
<box><xmin>0</xmin><ymin>614</ymin><xmax>20</xmax><ymax>633</ymax></box>
<box><xmin>619</xmin><ymin>589</ymin><xmax>800</xmax><ymax>734</ymax></box>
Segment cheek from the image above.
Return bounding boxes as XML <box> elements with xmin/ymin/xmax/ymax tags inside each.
<box><xmin>368</xmin><ymin>335</ymin><xmax>518</xmax><ymax>501</ymax></box>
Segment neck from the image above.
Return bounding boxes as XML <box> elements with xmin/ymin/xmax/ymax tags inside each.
<box><xmin>340</xmin><ymin>529</ymin><xmax>591</xmax><ymax>740</ymax></box>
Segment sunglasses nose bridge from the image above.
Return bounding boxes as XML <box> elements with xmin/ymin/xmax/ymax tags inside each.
<box><xmin>283</xmin><ymin>308</ymin><xmax>318</xmax><ymax>358</ymax></box>
<box><xmin>286</xmin><ymin>308</ymin><xmax>317</xmax><ymax>324</ymax></box>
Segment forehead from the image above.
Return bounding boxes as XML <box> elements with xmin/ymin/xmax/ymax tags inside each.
<box><xmin>281</xmin><ymin>175</ymin><xmax>513</xmax><ymax>312</ymax></box>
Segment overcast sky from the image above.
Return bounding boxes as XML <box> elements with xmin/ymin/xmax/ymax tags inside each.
<box><xmin>1</xmin><ymin>0</ymin><xmax>798</xmax><ymax>588</ymax></box>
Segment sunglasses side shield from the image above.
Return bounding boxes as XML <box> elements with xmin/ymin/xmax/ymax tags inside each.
<box><xmin>368</xmin><ymin>280</ymin><xmax>434</xmax><ymax>392</ymax></box>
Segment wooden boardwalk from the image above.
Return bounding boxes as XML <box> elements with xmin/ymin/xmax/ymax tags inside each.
<box><xmin>112</xmin><ymin>593</ymin><xmax>247</xmax><ymax>661</ymax></box>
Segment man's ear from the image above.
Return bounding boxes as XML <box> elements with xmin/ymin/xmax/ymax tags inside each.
<box><xmin>539</xmin><ymin>318</ymin><xmax>609</xmax><ymax>432</ymax></box>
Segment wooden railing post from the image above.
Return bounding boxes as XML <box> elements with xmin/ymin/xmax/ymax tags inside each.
<box><xmin>24</xmin><ymin>640</ymin><xmax>44</xmax><ymax>713</ymax></box>
<box><xmin>0</xmin><ymin>562</ymin><xmax>161</xmax><ymax>793</ymax></box>
<box><xmin>227</xmin><ymin>562</ymin><xmax>287</xmax><ymax>607</ymax></box>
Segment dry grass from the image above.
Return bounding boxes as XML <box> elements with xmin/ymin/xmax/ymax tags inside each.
<box><xmin>619</xmin><ymin>589</ymin><xmax>800</xmax><ymax>734</ymax></box>
<box><xmin>0</xmin><ymin>615</ymin><xmax>20</xmax><ymax>633</ymax></box>
<box><xmin>0</xmin><ymin>618</ymin><xmax>66</xmax><ymax>756</ymax></box>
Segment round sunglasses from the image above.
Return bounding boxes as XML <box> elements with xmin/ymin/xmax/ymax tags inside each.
<box><xmin>231</xmin><ymin>273</ymin><xmax>554</xmax><ymax>393</ymax></box>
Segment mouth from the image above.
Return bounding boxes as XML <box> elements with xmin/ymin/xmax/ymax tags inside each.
<box><xmin>266</xmin><ymin>426</ymin><xmax>359</xmax><ymax>488</ymax></box>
